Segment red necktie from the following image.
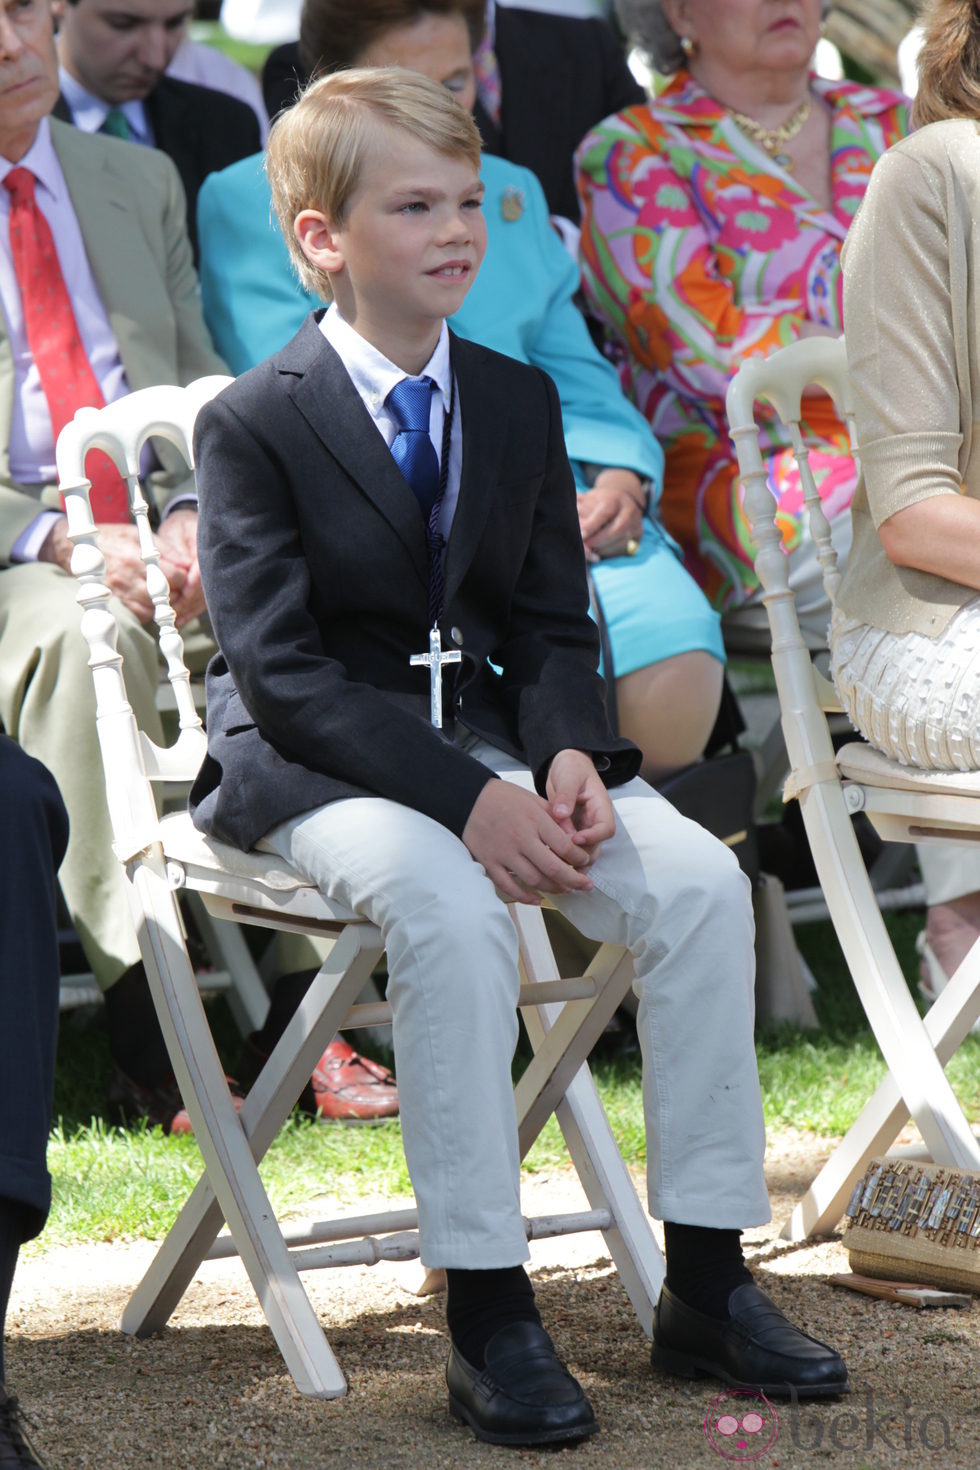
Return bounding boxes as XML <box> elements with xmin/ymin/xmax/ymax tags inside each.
<box><xmin>3</xmin><ymin>166</ymin><xmax>130</xmax><ymax>522</ymax></box>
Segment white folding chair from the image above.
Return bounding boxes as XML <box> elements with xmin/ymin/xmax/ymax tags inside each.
<box><xmin>56</xmin><ymin>380</ymin><xmax>665</xmax><ymax>1399</ymax></box>
<box><xmin>726</xmin><ymin>336</ymin><xmax>980</xmax><ymax>1245</ymax></box>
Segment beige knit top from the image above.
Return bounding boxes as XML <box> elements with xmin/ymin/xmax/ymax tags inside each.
<box><xmin>835</xmin><ymin>118</ymin><xmax>980</xmax><ymax>637</ymax></box>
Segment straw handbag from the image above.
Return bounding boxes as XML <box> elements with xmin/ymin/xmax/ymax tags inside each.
<box><xmin>843</xmin><ymin>1158</ymin><xmax>980</xmax><ymax>1294</ymax></box>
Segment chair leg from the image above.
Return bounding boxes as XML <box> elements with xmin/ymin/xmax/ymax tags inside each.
<box><xmin>119</xmin><ymin>857</ymin><xmax>382</xmax><ymax>1397</ymax></box>
<box><xmin>121</xmin><ymin>923</ymin><xmax>380</xmax><ymax>1328</ymax></box>
<box><xmin>799</xmin><ymin>782</ymin><xmax>980</xmax><ymax>1171</ymax></box>
<box><xmin>782</xmin><ymin>935</ymin><xmax>980</xmax><ymax>1241</ymax></box>
<box><xmin>183</xmin><ymin>890</ymin><xmax>271</xmax><ymax>1035</ymax></box>
<box><xmin>511</xmin><ymin>908</ymin><xmax>664</xmax><ymax>1337</ymax></box>
<box><xmin>514</xmin><ymin>940</ymin><xmax>632</xmax><ymax>1149</ymax></box>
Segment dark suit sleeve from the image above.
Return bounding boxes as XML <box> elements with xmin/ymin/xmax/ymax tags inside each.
<box><xmin>489</xmin><ymin>368</ymin><xmax>641</xmax><ymax>791</ymax></box>
<box><xmin>261</xmin><ymin>42</ymin><xmax>307</xmax><ymax>121</ymax></box>
<box><xmin>0</xmin><ymin>737</ymin><xmax>66</xmax><ymax>1235</ymax></box>
<box><xmin>194</xmin><ymin>396</ymin><xmax>496</xmax><ymax>837</ymax></box>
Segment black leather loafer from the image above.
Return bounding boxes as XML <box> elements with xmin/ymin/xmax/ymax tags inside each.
<box><xmin>652</xmin><ymin>1282</ymin><xmax>849</xmax><ymax>1399</ymax></box>
<box><xmin>0</xmin><ymin>1385</ymin><xmax>49</xmax><ymax>1467</ymax></box>
<box><xmin>446</xmin><ymin>1320</ymin><xmax>598</xmax><ymax>1446</ymax></box>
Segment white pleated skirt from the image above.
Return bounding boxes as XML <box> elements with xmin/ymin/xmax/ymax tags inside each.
<box><xmin>829</xmin><ymin>598</ymin><xmax>980</xmax><ymax>771</ymax></box>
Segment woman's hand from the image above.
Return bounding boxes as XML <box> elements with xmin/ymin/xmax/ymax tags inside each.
<box><xmin>577</xmin><ymin>469</ymin><xmax>645</xmax><ymax>562</ymax></box>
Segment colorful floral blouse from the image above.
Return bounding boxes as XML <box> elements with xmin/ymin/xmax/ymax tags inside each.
<box><xmin>576</xmin><ymin>71</ymin><xmax>909</xmax><ymax>610</ymax></box>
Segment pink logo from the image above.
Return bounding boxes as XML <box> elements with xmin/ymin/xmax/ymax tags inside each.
<box><xmin>704</xmin><ymin>1389</ymin><xmax>780</xmax><ymax>1461</ymax></box>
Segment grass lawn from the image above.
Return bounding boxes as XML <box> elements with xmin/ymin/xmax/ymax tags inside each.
<box><xmin>40</xmin><ymin>903</ymin><xmax>980</xmax><ymax>1249</ymax></box>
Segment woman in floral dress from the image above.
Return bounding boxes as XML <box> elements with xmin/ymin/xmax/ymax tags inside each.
<box><xmin>576</xmin><ymin>0</ymin><xmax>908</xmax><ymax>633</ymax></box>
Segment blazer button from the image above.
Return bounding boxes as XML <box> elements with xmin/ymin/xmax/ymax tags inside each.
<box><xmin>450</xmin><ymin>626</ymin><xmax>464</xmax><ymax>646</ymax></box>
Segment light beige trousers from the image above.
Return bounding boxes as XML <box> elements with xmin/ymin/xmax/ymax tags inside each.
<box><xmin>0</xmin><ymin>563</ymin><xmax>163</xmax><ymax>989</ymax></box>
<box><xmin>265</xmin><ymin>736</ymin><xmax>771</xmax><ymax>1268</ymax></box>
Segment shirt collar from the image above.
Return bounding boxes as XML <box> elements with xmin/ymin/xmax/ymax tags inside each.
<box><xmin>322</xmin><ymin>305</ymin><xmax>453</xmax><ymax>412</ymax></box>
<box><xmin>655</xmin><ymin>68</ymin><xmax>907</xmax><ymax>125</ymax></box>
<box><xmin>0</xmin><ymin>118</ymin><xmax>65</xmax><ymax>206</ymax></box>
<box><xmin>58</xmin><ymin>67</ymin><xmax>151</xmax><ymax>143</ymax></box>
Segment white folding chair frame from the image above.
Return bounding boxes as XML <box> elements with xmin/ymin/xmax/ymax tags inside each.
<box><xmin>57</xmin><ymin>382</ymin><xmax>665</xmax><ymax>1398</ymax></box>
<box><xmin>726</xmin><ymin>337</ymin><xmax>980</xmax><ymax>1244</ymax></box>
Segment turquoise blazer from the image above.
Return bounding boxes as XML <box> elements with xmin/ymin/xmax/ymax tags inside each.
<box><xmin>196</xmin><ymin>150</ymin><xmax>663</xmax><ymax>494</ymax></box>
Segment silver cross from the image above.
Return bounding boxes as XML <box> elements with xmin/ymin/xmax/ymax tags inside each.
<box><xmin>410</xmin><ymin>624</ymin><xmax>462</xmax><ymax>729</ymax></box>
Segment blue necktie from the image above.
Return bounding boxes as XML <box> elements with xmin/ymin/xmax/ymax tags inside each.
<box><xmin>387</xmin><ymin>376</ymin><xmax>440</xmax><ymax>518</ymax></box>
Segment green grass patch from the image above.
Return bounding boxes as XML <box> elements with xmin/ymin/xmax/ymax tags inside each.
<box><xmin>40</xmin><ymin>1039</ymin><xmax>644</xmax><ymax>1249</ymax></box>
<box><xmin>41</xmin><ymin>903</ymin><xmax>980</xmax><ymax>1249</ymax></box>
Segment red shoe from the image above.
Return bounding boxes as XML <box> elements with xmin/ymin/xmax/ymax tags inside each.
<box><xmin>310</xmin><ymin>1037</ymin><xmax>399</xmax><ymax>1122</ymax></box>
<box><xmin>107</xmin><ymin>1065</ymin><xmax>245</xmax><ymax>1136</ymax></box>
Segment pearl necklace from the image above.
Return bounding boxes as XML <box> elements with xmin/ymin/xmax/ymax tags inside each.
<box><xmin>727</xmin><ymin>96</ymin><xmax>812</xmax><ymax>171</ymax></box>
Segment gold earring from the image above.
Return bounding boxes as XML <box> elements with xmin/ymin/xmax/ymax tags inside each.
<box><xmin>679</xmin><ymin>34</ymin><xmax>699</xmax><ymax>59</ymax></box>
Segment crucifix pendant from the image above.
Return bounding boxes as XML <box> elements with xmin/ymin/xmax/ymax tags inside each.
<box><xmin>410</xmin><ymin>624</ymin><xmax>462</xmax><ymax>729</ymax></box>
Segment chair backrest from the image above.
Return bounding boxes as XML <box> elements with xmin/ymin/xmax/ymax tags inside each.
<box><xmin>55</xmin><ymin>377</ymin><xmax>232</xmax><ymax>862</ymax></box>
<box><xmin>725</xmin><ymin>337</ymin><xmax>856</xmax><ymax>802</ymax></box>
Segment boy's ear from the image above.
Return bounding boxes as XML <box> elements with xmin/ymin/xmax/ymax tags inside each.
<box><xmin>294</xmin><ymin>209</ymin><xmax>345</xmax><ymax>277</ymax></box>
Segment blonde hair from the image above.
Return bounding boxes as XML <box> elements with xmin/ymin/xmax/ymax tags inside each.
<box><xmin>266</xmin><ymin>66</ymin><xmax>483</xmax><ymax>300</ymax></box>
<box><xmin>913</xmin><ymin>0</ymin><xmax>980</xmax><ymax>126</ymax></box>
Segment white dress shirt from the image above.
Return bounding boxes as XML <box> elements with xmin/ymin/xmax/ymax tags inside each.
<box><xmin>59</xmin><ymin>68</ymin><xmax>153</xmax><ymax>144</ymax></box>
<box><xmin>320</xmin><ymin>305</ymin><xmax>463</xmax><ymax>545</ymax></box>
<box><xmin>0</xmin><ymin>118</ymin><xmax>134</xmax><ymax>559</ymax></box>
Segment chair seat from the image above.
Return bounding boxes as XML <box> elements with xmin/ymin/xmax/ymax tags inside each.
<box><xmin>837</xmin><ymin>742</ymin><xmax>980</xmax><ymax>798</ymax></box>
<box><xmin>160</xmin><ymin>811</ymin><xmax>315</xmax><ymax>892</ymax></box>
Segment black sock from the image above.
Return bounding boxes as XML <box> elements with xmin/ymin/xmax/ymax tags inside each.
<box><xmin>0</xmin><ymin>1202</ymin><xmax>31</xmax><ymax>1385</ymax></box>
<box><xmin>663</xmin><ymin>1222</ymin><xmax>753</xmax><ymax>1321</ymax></box>
<box><xmin>445</xmin><ymin>1266</ymin><xmax>541</xmax><ymax>1368</ymax></box>
<box><xmin>104</xmin><ymin>963</ymin><xmax>173</xmax><ymax>1088</ymax></box>
<box><xmin>250</xmin><ymin>970</ymin><xmax>317</xmax><ymax>1054</ymax></box>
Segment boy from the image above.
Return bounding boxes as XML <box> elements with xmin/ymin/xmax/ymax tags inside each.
<box><xmin>190</xmin><ymin>69</ymin><xmax>847</xmax><ymax>1446</ymax></box>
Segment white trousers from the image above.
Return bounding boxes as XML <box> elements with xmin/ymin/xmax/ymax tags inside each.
<box><xmin>264</xmin><ymin>736</ymin><xmax>770</xmax><ymax>1269</ymax></box>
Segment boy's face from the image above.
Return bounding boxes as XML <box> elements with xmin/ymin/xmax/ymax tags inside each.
<box><xmin>308</xmin><ymin>127</ymin><xmax>487</xmax><ymax>343</ymax></box>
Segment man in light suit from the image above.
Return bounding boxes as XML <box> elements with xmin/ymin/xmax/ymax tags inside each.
<box><xmin>0</xmin><ymin>0</ymin><xmax>228</xmax><ymax>1117</ymax></box>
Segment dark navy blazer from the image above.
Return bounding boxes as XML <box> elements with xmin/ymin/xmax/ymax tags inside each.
<box><xmin>190</xmin><ymin>317</ymin><xmax>639</xmax><ymax>852</ymax></box>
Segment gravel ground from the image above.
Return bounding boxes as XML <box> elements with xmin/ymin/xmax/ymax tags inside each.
<box><xmin>8</xmin><ymin>1128</ymin><xmax>980</xmax><ymax>1469</ymax></box>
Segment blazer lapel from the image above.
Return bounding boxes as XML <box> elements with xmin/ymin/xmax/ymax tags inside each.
<box><xmin>441</xmin><ymin>335</ymin><xmax>504</xmax><ymax>611</ymax></box>
<box><xmin>49</xmin><ymin>121</ymin><xmax>150</xmax><ymax>375</ymax></box>
<box><xmin>281</xmin><ymin>320</ymin><xmax>430</xmax><ymax>591</ymax></box>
